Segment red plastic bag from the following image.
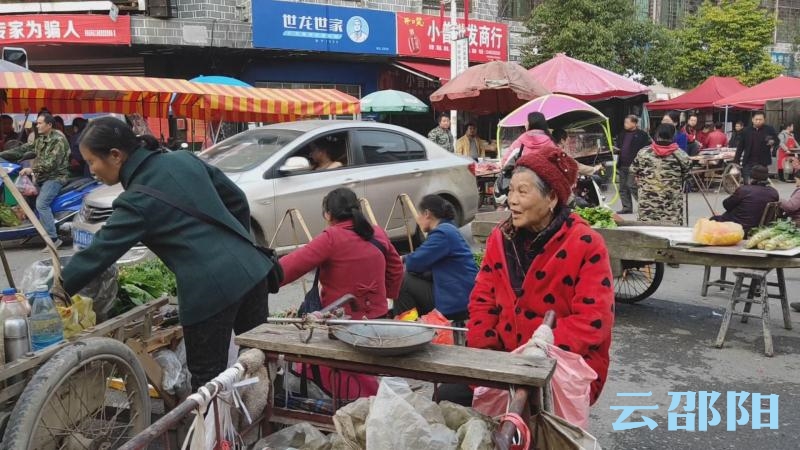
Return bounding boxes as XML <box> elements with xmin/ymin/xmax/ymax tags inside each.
<box><xmin>15</xmin><ymin>175</ymin><xmax>38</xmax><ymax>197</ymax></box>
<box><xmin>472</xmin><ymin>343</ymin><xmax>596</xmax><ymax>430</ymax></box>
<box><xmin>419</xmin><ymin>309</ymin><xmax>453</xmax><ymax>345</ymax></box>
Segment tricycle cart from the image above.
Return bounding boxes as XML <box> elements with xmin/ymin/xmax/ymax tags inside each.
<box><xmin>0</xmin><ymin>165</ymin><xmax>180</xmax><ymax>449</ymax></box>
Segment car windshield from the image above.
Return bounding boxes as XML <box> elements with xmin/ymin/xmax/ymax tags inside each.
<box><xmin>199</xmin><ymin>129</ymin><xmax>302</xmax><ymax>172</ymax></box>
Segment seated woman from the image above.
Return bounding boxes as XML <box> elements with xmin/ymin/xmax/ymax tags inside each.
<box><xmin>279</xmin><ymin>187</ymin><xmax>403</xmax><ymax>319</ymax></box>
<box><xmin>467</xmin><ymin>146</ymin><xmax>614</xmax><ymax>405</ymax></box>
<box><xmin>711</xmin><ymin>165</ymin><xmax>778</xmax><ymax>233</ymax></box>
<box><xmin>392</xmin><ymin>195</ymin><xmax>478</xmax><ymax>321</ymax></box>
<box><xmin>309</xmin><ymin>140</ymin><xmax>343</xmax><ymax>170</ymax></box>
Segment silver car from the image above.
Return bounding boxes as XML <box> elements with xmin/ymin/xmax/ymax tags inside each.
<box><xmin>72</xmin><ymin>120</ymin><xmax>479</xmax><ymax>259</ymax></box>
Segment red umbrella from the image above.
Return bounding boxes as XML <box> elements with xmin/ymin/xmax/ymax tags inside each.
<box><xmin>713</xmin><ymin>75</ymin><xmax>800</xmax><ymax>110</ymax></box>
<box><xmin>647</xmin><ymin>76</ymin><xmax>747</xmax><ymax>110</ymax></box>
<box><xmin>528</xmin><ymin>53</ymin><xmax>649</xmax><ymax>101</ymax></box>
<box><xmin>429</xmin><ymin>61</ymin><xmax>550</xmax><ymax>114</ymax></box>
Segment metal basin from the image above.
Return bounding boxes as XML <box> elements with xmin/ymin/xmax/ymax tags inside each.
<box><xmin>331</xmin><ymin>321</ymin><xmax>436</xmax><ymax>356</ymax></box>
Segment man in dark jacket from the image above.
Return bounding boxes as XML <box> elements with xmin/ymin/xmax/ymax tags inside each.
<box><xmin>734</xmin><ymin>112</ymin><xmax>777</xmax><ymax>184</ymax></box>
<box><xmin>614</xmin><ymin>115</ymin><xmax>651</xmax><ymax>214</ymax></box>
<box><xmin>711</xmin><ymin>165</ymin><xmax>778</xmax><ymax>232</ymax></box>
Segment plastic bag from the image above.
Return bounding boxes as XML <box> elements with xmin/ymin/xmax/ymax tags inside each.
<box><xmin>693</xmin><ymin>218</ymin><xmax>744</xmax><ymax>246</ymax></box>
<box><xmin>153</xmin><ymin>348</ymin><xmax>185</xmax><ymax>395</ymax></box>
<box><xmin>15</xmin><ymin>174</ymin><xmax>37</xmax><ymax>197</ymax></box>
<box><xmin>255</xmin><ymin>422</ymin><xmax>331</xmax><ymax>450</ymax></box>
<box><xmin>531</xmin><ymin>411</ymin><xmax>601</xmax><ymax>450</ymax></box>
<box><xmin>365</xmin><ymin>377</ymin><xmax>458</xmax><ymax>449</ymax></box>
<box><xmin>473</xmin><ymin>343</ymin><xmax>596</xmax><ymax>430</ymax></box>
<box><xmin>21</xmin><ymin>257</ymin><xmax>118</xmax><ymax>322</ymax></box>
<box><xmin>57</xmin><ymin>294</ymin><xmax>96</xmax><ymax>339</ymax></box>
<box><xmin>420</xmin><ymin>309</ymin><xmax>454</xmax><ymax>345</ymax></box>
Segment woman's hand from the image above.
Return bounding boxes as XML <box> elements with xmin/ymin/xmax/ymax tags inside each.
<box><xmin>19</xmin><ymin>167</ymin><xmax>32</xmax><ymax>177</ymax></box>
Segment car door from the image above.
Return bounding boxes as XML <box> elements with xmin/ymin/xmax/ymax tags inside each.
<box><xmin>271</xmin><ymin>130</ymin><xmax>365</xmax><ymax>251</ymax></box>
<box><xmin>348</xmin><ymin>129</ymin><xmax>428</xmax><ymax>237</ymax></box>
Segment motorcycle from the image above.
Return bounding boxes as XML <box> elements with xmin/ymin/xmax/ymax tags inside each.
<box><xmin>0</xmin><ymin>161</ymin><xmax>101</xmax><ymax>242</ymax></box>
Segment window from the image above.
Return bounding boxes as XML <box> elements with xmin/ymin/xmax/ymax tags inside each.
<box><xmin>359</xmin><ymin>131</ymin><xmax>426</xmax><ymax>164</ymax></box>
<box><xmin>200</xmin><ymin>128</ymin><xmax>302</xmax><ymax>172</ymax></box>
<box><xmin>498</xmin><ymin>0</ymin><xmax>541</xmax><ymax>20</ymax></box>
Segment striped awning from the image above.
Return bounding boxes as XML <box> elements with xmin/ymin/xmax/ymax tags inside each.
<box><xmin>0</xmin><ymin>72</ymin><xmax>361</xmax><ymax>122</ymax></box>
<box><xmin>172</xmin><ymin>85</ymin><xmax>361</xmax><ymax>122</ymax></box>
<box><xmin>0</xmin><ymin>71</ymin><xmax>194</xmax><ymax>117</ymax></box>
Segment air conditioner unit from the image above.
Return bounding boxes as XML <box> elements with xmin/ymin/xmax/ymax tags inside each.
<box><xmin>148</xmin><ymin>0</ymin><xmax>172</xmax><ymax>18</ymax></box>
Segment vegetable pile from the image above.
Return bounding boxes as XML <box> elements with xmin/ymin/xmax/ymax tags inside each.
<box><xmin>745</xmin><ymin>219</ymin><xmax>800</xmax><ymax>251</ymax></box>
<box><xmin>110</xmin><ymin>258</ymin><xmax>177</xmax><ymax>317</ymax></box>
<box><xmin>574</xmin><ymin>206</ymin><xmax>617</xmax><ymax>228</ymax></box>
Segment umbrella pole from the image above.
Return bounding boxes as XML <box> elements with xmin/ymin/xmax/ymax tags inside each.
<box><xmin>604</xmin><ymin>119</ymin><xmax>619</xmax><ymax>208</ymax></box>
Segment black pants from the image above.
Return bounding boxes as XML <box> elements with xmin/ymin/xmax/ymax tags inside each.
<box><xmin>618</xmin><ymin>166</ymin><xmax>638</xmax><ymax>212</ymax></box>
<box><xmin>394</xmin><ymin>273</ymin><xmax>469</xmax><ymax>322</ymax></box>
<box><xmin>183</xmin><ymin>278</ymin><xmax>269</xmax><ymax>391</ymax></box>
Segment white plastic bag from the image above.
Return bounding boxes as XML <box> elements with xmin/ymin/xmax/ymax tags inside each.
<box><xmin>365</xmin><ymin>377</ymin><xmax>458</xmax><ymax>450</ymax></box>
<box><xmin>15</xmin><ymin>174</ymin><xmax>37</xmax><ymax>196</ymax></box>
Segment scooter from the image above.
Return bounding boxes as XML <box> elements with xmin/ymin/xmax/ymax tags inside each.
<box><xmin>0</xmin><ymin>161</ymin><xmax>101</xmax><ymax>242</ymax></box>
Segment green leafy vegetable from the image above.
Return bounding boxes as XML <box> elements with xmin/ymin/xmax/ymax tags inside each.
<box><xmin>111</xmin><ymin>258</ymin><xmax>177</xmax><ymax>318</ymax></box>
<box><xmin>574</xmin><ymin>207</ymin><xmax>617</xmax><ymax>229</ymax></box>
<box><xmin>0</xmin><ymin>205</ymin><xmax>20</xmax><ymax>227</ymax></box>
<box><xmin>473</xmin><ymin>252</ymin><xmax>484</xmax><ymax>269</ymax></box>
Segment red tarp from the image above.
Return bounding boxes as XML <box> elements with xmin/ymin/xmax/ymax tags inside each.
<box><xmin>647</xmin><ymin>76</ymin><xmax>747</xmax><ymax>110</ymax></box>
<box><xmin>395</xmin><ymin>60</ymin><xmax>452</xmax><ymax>82</ymax></box>
<box><xmin>713</xmin><ymin>76</ymin><xmax>800</xmax><ymax>110</ymax></box>
<box><xmin>527</xmin><ymin>53</ymin><xmax>650</xmax><ymax>101</ymax></box>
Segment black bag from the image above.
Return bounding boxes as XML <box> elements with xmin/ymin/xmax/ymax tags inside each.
<box><xmin>128</xmin><ymin>184</ymin><xmax>284</xmax><ymax>293</ymax></box>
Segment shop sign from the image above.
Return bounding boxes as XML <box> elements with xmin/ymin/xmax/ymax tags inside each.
<box><xmin>253</xmin><ymin>0</ymin><xmax>396</xmax><ymax>55</ymax></box>
<box><xmin>396</xmin><ymin>12</ymin><xmax>508</xmax><ymax>62</ymax></box>
<box><xmin>0</xmin><ymin>14</ymin><xmax>131</xmax><ymax>45</ymax></box>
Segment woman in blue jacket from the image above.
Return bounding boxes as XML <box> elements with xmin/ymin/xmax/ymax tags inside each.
<box><xmin>393</xmin><ymin>195</ymin><xmax>478</xmax><ymax>321</ymax></box>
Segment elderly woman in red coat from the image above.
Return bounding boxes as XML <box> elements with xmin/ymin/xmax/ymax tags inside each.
<box><xmin>467</xmin><ymin>147</ymin><xmax>614</xmax><ymax>404</ymax></box>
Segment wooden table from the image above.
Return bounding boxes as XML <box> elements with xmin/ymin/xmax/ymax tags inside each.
<box><xmin>236</xmin><ymin>324</ymin><xmax>556</xmax><ymax>447</ymax></box>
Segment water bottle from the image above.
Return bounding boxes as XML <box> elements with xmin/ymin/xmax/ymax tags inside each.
<box><xmin>29</xmin><ymin>286</ymin><xmax>63</xmax><ymax>351</ymax></box>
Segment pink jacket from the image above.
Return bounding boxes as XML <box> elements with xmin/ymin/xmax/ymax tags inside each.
<box><xmin>279</xmin><ymin>220</ymin><xmax>404</xmax><ymax>318</ymax></box>
<box><xmin>502</xmin><ymin>130</ymin><xmax>559</xmax><ymax>166</ymax></box>
<box><xmin>781</xmin><ymin>188</ymin><xmax>800</xmax><ymax>227</ymax></box>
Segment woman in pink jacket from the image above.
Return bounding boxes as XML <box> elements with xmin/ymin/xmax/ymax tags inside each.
<box><xmin>279</xmin><ymin>187</ymin><xmax>404</xmax><ymax>319</ymax></box>
<box><xmin>501</xmin><ymin>112</ymin><xmax>560</xmax><ymax>167</ymax></box>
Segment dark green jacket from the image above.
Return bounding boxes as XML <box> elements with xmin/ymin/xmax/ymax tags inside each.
<box><xmin>63</xmin><ymin>148</ymin><xmax>272</xmax><ymax>326</ymax></box>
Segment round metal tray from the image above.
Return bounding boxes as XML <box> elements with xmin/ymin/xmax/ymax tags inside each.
<box><xmin>331</xmin><ymin>322</ymin><xmax>436</xmax><ymax>356</ymax></box>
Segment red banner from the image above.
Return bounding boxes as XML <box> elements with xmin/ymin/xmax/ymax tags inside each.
<box><xmin>0</xmin><ymin>14</ymin><xmax>131</xmax><ymax>45</ymax></box>
<box><xmin>396</xmin><ymin>12</ymin><xmax>507</xmax><ymax>63</ymax></box>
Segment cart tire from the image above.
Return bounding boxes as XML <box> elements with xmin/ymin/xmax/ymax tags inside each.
<box><xmin>2</xmin><ymin>337</ymin><xmax>151</xmax><ymax>450</ymax></box>
<box><xmin>614</xmin><ymin>261</ymin><xmax>665</xmax><ymax>304</ymax></box>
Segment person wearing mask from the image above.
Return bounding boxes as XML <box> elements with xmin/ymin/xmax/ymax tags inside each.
<box><xmin>710</xmin><ymin>165</ymin><xmax>778</xmax><ymax>233</ymax></box>
<box><xmin>661</xmin><ymin>110</ymin><xmax>688</xmax><ymax>152</ymax></box>
<box><xmin>632</xmin><ymin>124</ymin><xmax>691</xmax><ymax>225</ymax></box>
<box><xmin>0</xmin><ymin>112</ymin><xmax>70</xmax><ymax>249</ymax></box>
<box><xmin>734</xmin><ymin>112</ymin><xmax>777</xmax><ymax>184</ymax></box>
<box><xmin>683</xmin><ymin>114</ymin><xmax>701</xmax><ymax>156</ymax></box>
<box><xmin>777</xmin><ymin>123</ymin><xmax>797</xmax><ymax>182</ymax></box>
<box><xmin>614</xmin><ymin>115</ymin><xmax>652</xmax><ymax>214</ymax></box>
<box><xmin>705</xmin><ymin>122</ymin><xmax>729</xmax><ymax>149</ymax></box>
<box><xmin>393</xmin><ymin>195</ymin><xmax>477</xmax><ymax>321</ymax></box>
<box><xmin>428</xmin><ymin>113</ymin><xmax>454</xmax><ymax>153</ymax></box>
<box><xmin>55</xmin><ymin>117</ymin><xmax>275</xmax><ymax>391</ymax></box>
<box><xmin>455</xmin><ymin>122</ymin><xmax>490</xmax><ymax>160</ymax></box>
<box><xmin>69</xmin><ymin>117</ymin><xmax>89</xmax><ymax>177</ymax></box>
<box><xmin>279</xmin><ymin>187</ymin><xmax>404</xmax><ymax>320</ymax></box>
<box><xmin>728</xmin><ymin>121</ymin><xmax>745</xmax><ymax>149</ymax></box>
<box><xmin>466</xmin><ymin>146</ymin><xmax>614</xmax><ymax>405</ymax></box>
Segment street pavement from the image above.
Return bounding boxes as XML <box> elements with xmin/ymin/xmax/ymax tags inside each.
<box><xmin>1</xmin><ymin>180</ymin><xmax>799</xmax><ymax>449</ymax></box>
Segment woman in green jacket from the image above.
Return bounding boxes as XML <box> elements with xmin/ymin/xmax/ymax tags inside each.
<box><xmin>58</xmin><ymin>117</ymin><xmax>273</xmax><ymax>390</ymax></box>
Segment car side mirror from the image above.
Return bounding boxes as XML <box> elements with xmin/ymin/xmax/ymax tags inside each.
<box><xmin>278</xmin><ymin>156</ymin><xmax>312</xmax><ymax>175</ymax></box>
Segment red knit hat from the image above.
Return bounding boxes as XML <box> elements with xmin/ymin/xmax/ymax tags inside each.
<box><xmin>515</xmin><ymin>147</ymin><xmax>578</xmax><ymax>204</ymax></box>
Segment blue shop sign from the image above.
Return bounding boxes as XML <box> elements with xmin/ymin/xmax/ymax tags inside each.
<box><xmin>252</xmin><ymin>0</ymin><xmax>397</xmax><ymax>55</ymax></box>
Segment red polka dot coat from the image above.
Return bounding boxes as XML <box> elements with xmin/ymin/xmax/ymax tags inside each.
<box><xmin>467</xmin><ymin>213</ymin><xmax>614</xmax><ymax>404</ymax></box>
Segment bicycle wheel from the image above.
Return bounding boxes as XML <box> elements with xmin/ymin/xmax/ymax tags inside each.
<box><xmin>614</xmin><ymin>261</ymin><xmax>665</xmax><ymax>304</ymax></box>
<box><xmin>2</xmin><ymin>337</ymin><xmax>151</xmax><ymax>450</ymax></box>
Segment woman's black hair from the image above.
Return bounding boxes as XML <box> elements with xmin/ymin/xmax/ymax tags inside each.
<box><xmin>79</xmin><ymin>116</ymin><xmax>140</xmax><ymax>157</ymax></box>
<box><xmin>666</xmin><ymin>110</ymin><xmax>680</xmax><ymax>124</ymax></box>
<box><xmin>527</xmin><ymin>112</ymin><xmax>551</xmax><ymax>136</ymax></box>
<box><xmin>551</xmin><ymin>128</ymin><xmax>568</xmax><ymax>144</ymax></box>
<box><xmin>322</xmin><ymin>187</ymin><xmax>374</xmax><ymax>241</ymax></box>
<box><xmin>138</xmin><ymin>134</ymin><xmax>161</xmax><ymax>151</ymax></box>
<box><xmin>655</xmin><ymin>123</ymin><xmax>677</xmax><ymax>144</ymax></box>
<box><xmin>418</xmin><ymin>195</ymin><xmax>456</xmax><ymax>221</ymax></box>
<box><xmin>72</xmin><ymin>117</ymin><xmax>88</xmax><ymax>134</ymax></box>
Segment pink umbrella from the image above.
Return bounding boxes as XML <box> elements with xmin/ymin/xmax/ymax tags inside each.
<box><xmin>429</xmin><ymin>61</ymin><xmax>550</xmax><ymax>114</ymax></box>
<box><xmin>498</xmin><ymin>94</ymin><xmax>607</xmax><ymax>129</ymax></box>
<box><xmin>528</xmin><ymin>53</ymin><xmax>650</xmax><ymax>101</ymax></box>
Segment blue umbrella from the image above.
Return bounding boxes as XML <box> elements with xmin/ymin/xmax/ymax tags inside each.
<box><xmin>190</xmin><ymin>75</ymin><xmax>252</xmax><ymax>87</ymax></box>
